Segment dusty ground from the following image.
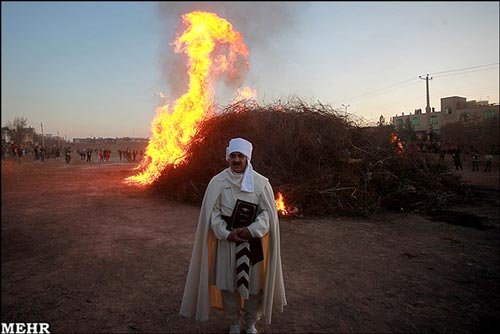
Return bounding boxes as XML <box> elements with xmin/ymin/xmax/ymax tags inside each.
<box><xmin>1</xmin><ymin>154</ymin><xmax>499</xmax><ymax>333</ymax></box>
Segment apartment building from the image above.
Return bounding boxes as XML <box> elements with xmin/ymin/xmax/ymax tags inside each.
<box><xmin>391</xmin><ymin>96</ymin><xmax>499</xmax><ymax>138</ymax></box>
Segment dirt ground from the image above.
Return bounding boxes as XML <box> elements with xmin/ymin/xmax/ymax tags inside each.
<box><xmin>1</xmin><ymin>154</ymin><xmax>499</xmax><ymax>333</ymax></box>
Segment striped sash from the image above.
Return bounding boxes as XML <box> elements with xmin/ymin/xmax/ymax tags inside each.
<box><xmin>221</xmin><ymin>213</ymin><xmax>263</xmax><ymax>299</ymax></box>
<box><xmin>236</xmin><ymin>241</ymin><xmax>250</xmax><ymax>299</ymax></box>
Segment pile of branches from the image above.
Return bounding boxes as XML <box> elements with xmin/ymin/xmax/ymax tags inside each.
<box><xmin>152</xmin><ymin>99</ymin><xmax>469</xmax><ymax>217</ymax></box>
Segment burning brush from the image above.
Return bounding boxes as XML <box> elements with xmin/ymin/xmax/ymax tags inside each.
<box><xmin>275</xmin><ymin>192</ymin><xmax>299</xmax><ymax>217</ymax></box>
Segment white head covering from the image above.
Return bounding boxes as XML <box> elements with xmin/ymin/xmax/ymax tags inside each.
<box><xmin>226</xmin><ymin>137</ymin><xmax>254</xmax><ymax>192</ymax></box>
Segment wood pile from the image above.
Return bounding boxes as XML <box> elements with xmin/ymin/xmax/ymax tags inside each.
<box><xmin>152</xmin><ymin>100</ymin><xmax>469</xmax><ymax>217</ymax></box>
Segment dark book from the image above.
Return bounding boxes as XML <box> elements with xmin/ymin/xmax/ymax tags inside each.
<box><xmin>227</xmin><ymin>199</ymin><xmax>258</xmax><ymax>231</ymax></box>
<box><xmin>223</xmin><ymin>199</ymin><xmax>264</xmax><ymax>264</ymax></box>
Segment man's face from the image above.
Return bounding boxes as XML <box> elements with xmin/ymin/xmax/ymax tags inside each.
<box><xmin>228</xmin><ymin>151</ymin><xmax>247</xmax><ymax>173</ymax></box>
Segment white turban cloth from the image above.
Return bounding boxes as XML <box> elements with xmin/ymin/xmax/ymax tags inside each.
<box><xmin>226</xmin><ymin>138</ymin><xmax>254</xmax><ymax>192</ymax></box>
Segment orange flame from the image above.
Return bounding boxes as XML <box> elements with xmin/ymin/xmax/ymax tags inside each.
<box><xmin>126</xmin><ymin>11</ymin><xmax>249</xmax><ymax>185</ymax></box>
<box><xmin>231</xmin><ymin>86</ymin><xmax>257</xmax><ymax>112</ymax></box>
<box><xmin>234</xmin><ymin>86</ymin><xmax>257</xmax><ymax>102</ymax></box>
<box><xmin>391</xmin><ymin>133</ymin><xmax>404</xmax><ymax>155</ymax></box>
<box><xmin>275</xmin><ymin>192</ymin><xmax>289</xmax><ymax>216</ymax></box>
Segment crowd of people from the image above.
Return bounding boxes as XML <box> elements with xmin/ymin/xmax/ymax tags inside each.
<box><xmin>1</xmin><ymin>139</ymin><xmax>497</xmax><ymax>175</ymax></box>
<box><xmin>1</xmin><ymin>142</ymin><xmax>62</xmax><ymax>161</ymax></box>
<box><xmin>117</xmin><ymin>148</ymin><xmax>142</xmax><ymax>162</ymax></box>
<box><xmin>1</xmin><ymin>140</ymin><xmax>145</xmax><ymax>165</ymax></box>
<box><xmin>440</xmin><ymin>144</ymin><xmax>496</xmax><ymax>172</ymax></box>
<box><xmin>71</xmin><ymin>147</ymin><xmax>144</xmax><ymax>163</ymax></box>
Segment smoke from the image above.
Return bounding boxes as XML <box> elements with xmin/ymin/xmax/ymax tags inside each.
<box><xmin>155</xmin><ymin>2</ymin><xmax>306</xmax><ymax>103</ymax></box>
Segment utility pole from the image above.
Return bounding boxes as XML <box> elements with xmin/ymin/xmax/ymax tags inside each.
<box><xmin>419</xmin><ymin>74</ymin><xmax>434</xmax><ymax>142</ymax></box>
<box><xmin>419</xmin><ymin>74</ymin><xmax>433</xmax><ymax>114</ymax></box>
<box><xmin>342</xmin><ymin>104</ymin><xmax>350</xmax><ymax>113</ymax></box>
<box><xmin>41</xmin><ymin>122</ymin><xmax>45</xmax><ymax>148</ymax></box>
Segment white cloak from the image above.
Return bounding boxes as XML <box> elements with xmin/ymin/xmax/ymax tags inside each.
<box><xmin>179</xmin><ymin>168</ymin><xmax>287</xmax><ymax>324</ymax></box>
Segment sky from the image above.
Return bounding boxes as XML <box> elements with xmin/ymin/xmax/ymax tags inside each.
<box><xmin>2</xmin><ymin>1</ymin><xmax>499</xmax><ymax>140</ymax></box>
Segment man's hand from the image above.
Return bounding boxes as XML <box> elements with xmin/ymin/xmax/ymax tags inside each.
<box><xmin>227</xmin><ymin>228</ymin><xmax>247</xmax><ymax>243</ymax></box>
<box><xmin>237</xmin><ymin>227</ymin><xmax>253</xmax><ymax>241</ymax></box>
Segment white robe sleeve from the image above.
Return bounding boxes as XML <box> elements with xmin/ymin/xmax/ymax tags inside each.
<box><xmin>247</xmin><ymin>192</ymin><xmax>270</xmax><ymax>238</ymax></box>
<box><xmin>210</xmin><ymin>194</ymin><xmax>231</xmax><ymax>240</ymax></box>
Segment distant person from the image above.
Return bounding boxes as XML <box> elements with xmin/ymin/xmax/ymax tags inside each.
<box><xmin>451</xmin><ymin>147</ymin><xmax>463</xmax><ymax>171</ymax></box>
<box><xmin>471</xmin><ymin>153</ymin><xmax>479</xmax><ymax>172</ymax></box>
<box><xmin>438</xmin><ymin>150</ymin><xmax>445</xmax><ymax>163</ymax></box>
<box><xmin>484</xmin><ymin>153</ymin><xmax>493</xmax><ymax>172</ymax></box>
<box><xmin>126</xmin><ymin>147</ymin><xmax>131</xmax><ymax>162</ymax></box>
<box><xmin>65</xmin><ymin>147</ymin><xmax>72</xmax><ymax>164</ymax></box>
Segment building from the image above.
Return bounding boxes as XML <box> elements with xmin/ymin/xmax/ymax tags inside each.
<box><xmin>391</xmin><ymin>96</ymin><xmax>499</xmax><ymax>139</ymax></box>
<box><xmin>72</xmin><ymin>137</ymin><xmax>149</xmax><ymax>144</ymax></box>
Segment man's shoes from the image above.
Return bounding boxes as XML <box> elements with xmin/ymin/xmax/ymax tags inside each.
<box><xmin>229</xmin><ymin>324</ymin><xmax>241</xmax><ymax>334</ymax></box>
<box><xmin>246</xmin><ymin>323</ymin><xmax>258</xmax><ymax>334</ymax></box>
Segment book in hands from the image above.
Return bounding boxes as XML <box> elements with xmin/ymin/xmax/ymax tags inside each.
<box><xmin>226</xmin><ymin>199</ymin><xmax>264</xmax><ymax>264</ymax></box>
<box><xmin>227</xmin><ymin>199</ymin><xmax>258</xmax><ymax>231</ymax></box>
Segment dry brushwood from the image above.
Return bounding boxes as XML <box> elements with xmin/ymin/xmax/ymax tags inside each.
<box><xmin>151</xmin><ymin>100</ymin><xmax>468</xmax><ymax>217</ymax></box>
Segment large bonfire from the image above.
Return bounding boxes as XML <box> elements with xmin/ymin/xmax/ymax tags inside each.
<box><xmin>128</xmin><ymin>11</ymin><xmax>467</xmax><ymax>217</ymax></box>
<box><xmin>126</xmin><ymin>11</ymin><xmax>249</xmax><ymax>185</ymax></box>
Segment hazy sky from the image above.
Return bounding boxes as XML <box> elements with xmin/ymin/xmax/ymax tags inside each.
<box><xmin>2</xmin><ymin>1</ymin><xmax>499</xmax><ymax>140</ymax></box>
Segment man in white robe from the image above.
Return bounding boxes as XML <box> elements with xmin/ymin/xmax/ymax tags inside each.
<box><xmin>180</xmin><ymin>138</ymin><xmax>286</xmax><ymax>334</ymax></box>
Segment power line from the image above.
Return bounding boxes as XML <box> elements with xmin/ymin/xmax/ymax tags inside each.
<box><xmin>430</xmin><ymin>62</ymin><xmax>499</xmax><ymax>76</ymax></box>
<box><xmin>432</xmin><ymin>65</ymin><xmax>499</xmax><ymax>79</ymax></box>
<box><xmin>433</xmin><ymin>86</ymin><xmax>499</xmax><ymax>100</ymax></box>
<box><xmin>342</xmin><ymin>76</ymin><xmax>420</xmax><ymax>102</ymax></box>
<box><xmin>337</xmin><ymin>62</ymin><xmax>499</xmax><ymax>104</ymax></box>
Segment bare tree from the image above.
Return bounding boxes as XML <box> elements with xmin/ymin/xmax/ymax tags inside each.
<box><xmin>5</xmin><ymin>116</ymin><xmax>28</xmax><ymax>163</ymax></box>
